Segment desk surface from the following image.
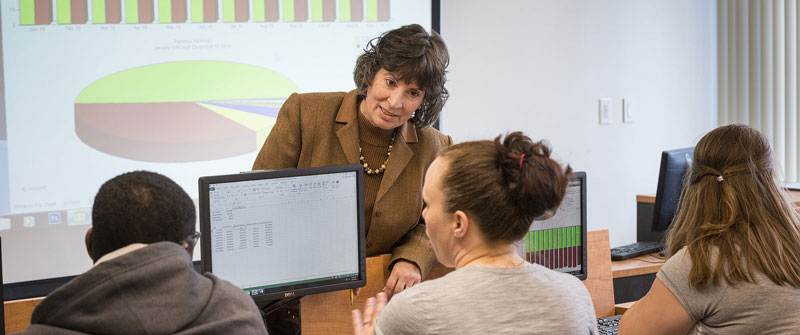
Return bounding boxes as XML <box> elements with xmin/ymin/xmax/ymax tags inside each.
<box><xmin>611</xmin><ymin>252</ymin><xmax>664</xmax><ymax>279</ymax></box>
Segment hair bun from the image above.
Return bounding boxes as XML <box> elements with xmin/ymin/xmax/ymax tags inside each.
<box><xmin>494</xmin><ymin>132</ymin><xmax>571</xmax><ymax>220</ymax></box>
<box><xmin>437</xmin><ymin>131</ymin><xmax>572</xmax><ymax>243</ymax></box>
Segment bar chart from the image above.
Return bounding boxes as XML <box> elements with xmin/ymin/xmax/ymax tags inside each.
<box><xmin>338</xmin><ymin>0</ymin><xmax>361</xmax><ymax>21</ymax></box>
<box><xmin>158</xmin><ymin>0</ymin><xmax>187</xmax><ymax>23</ymax></box>
<box><xmin>310</xmin><ymin>0</ymin><xmax>334</xmax><ymax>22</ymax></box>
<box><xmin>525</xmin><ymin>225</ymin><xmax>582</xmax><ymax>273</ymax></box>
<box><xmin>20</xmin><ymin>0</ymin><xmax>53</xmax><ymax>25</ymax></box>
<box><xmin>191</xmin><ymin>0</ymin><xmax>218</xmax><ymax>22</ymax></box>
<box><xmin>222</xmin><ymin>0</ymin><xmax>248</xmax><ymax>22</ymax></box>
<box><xmin>91</xmin><ymin>0</ymin><xmax>122</xmax><ymax>24</ymax></box>
<box><xmin>124</xmin><ymin>0</ymin><xmax>154</xmax><ymax>23</ymax></box>
<box><xmin>251</xmin><ymin>0</ymin><xmax>278</xmax><ymax>21</ymax></box>
<box><xmin>19</xmin><ymin>0</ymin><xmax>391</xmax><ymax>25</ymax></box>
<box><xmin>56</xmin><ymin>0</ymin><xmax>88</xmax><ymax>24</ymax></box>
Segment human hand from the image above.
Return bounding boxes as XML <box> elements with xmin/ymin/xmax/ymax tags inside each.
<box><xmin>352</xmin><ymin>292</ymin><xmax>387</xmax><ymax>335</ymax></box>
<box><xmin>383</xmin><ymin>260</ymin><xmax>421</xmax><ymax>300</ymax></box>
<box><xmin>350</xmin><ymin>287</ymin><xmax>361</xmax><ymax>305</ymax></box>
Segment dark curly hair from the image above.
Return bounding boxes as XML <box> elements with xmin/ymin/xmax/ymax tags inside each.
<box><xmin>354</xmin><ymin>24</ymin><xmax>449</xmax><ymax>128</ymax></box>
<box><xmin>438</xmin><ymin>132</ymin><xmax>572</xmax><ymax>243</ymax></box>
<box><xmin>90</xmin><ymin>171</ymin><xmax>195</xmax><ymax>261</ymax></box>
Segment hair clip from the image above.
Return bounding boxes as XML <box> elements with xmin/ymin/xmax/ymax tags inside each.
<box><xmin>533</xmin><ymin>209</ymin><xmax>555</xmax><ymax>221</ymax></box>
<box><xmin>716</xmin><ymin>175</ymin><xmax>724</xmax><ymax>182</ymax></box>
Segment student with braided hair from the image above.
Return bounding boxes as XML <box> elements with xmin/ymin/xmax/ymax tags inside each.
<box><xmin>352</xmin><ymin>132</ymin><xmax>597</xmax><ymax>335</ymax></box>
<box><xmin>619</xmin><ymin>124</ymin><xmax>800</xmax><ymax>335</ymax></box>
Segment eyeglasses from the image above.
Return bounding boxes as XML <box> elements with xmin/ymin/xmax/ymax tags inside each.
<box><xmin>178</xmin><ymin>231</ymin><xmax>201</xmax><ymax>246</ymax></box>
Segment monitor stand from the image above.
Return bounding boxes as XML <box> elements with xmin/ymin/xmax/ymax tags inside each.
<box><xmin>260</xmin><ymin>297</ymin><xmax>301</xmax><ymax>335</ymax></box>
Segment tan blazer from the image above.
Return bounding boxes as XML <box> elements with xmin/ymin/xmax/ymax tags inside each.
<box><xmin>252</xmin><ymin>90</ymin><xmax>452</xmax><ymax>276</ymax></box>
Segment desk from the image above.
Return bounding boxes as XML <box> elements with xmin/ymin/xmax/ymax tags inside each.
<box><xmin>619</xmin><ymin>188</ymin><xmax>800</xmax><ymax>303</ymax></box>
<box><xmin>611</xmin><ymin>253</ymin><xmax>664</xmax><ymax>304</ymax></box>
<box><xmin>612</xmin><ymin>253</ymin><xmax>664</xmax><ymax>279</ymax></box>
<box><xmin>4</xmin><ymin>230</ymin><xmax>617</xmax><ymax>333</ymax></box>
<box><xmin>4</xmin><ymin>298</ymin><xmax>42</xmax><ymax>334</ymax></box>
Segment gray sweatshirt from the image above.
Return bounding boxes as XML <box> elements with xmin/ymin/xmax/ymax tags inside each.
<box><xmin>24</xmin><ymin>242</ymin><xmax>268</xmax><ymax>334</ymax></box>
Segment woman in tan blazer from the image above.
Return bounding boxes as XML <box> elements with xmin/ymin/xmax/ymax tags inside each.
<box><xmin>252</xmin><ymin>24</ymin><xmax>451</xmax><ymax>298</ymax></box>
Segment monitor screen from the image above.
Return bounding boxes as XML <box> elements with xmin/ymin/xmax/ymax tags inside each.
<box><xmin>652</xmin><ymin>147</ymin><xmax>694</xmax><ymax>232</ymax></box>
<box><xmin>521</xmin><ymin>171</ymin><xmax>587</xmax><ymax>280</ymax></box>
<box><xmin>0</xmin><ymin>0</ymin><xmax>435</xmax><ymax>287</ymax></box>
<box><xmin>199</xmin><ymin>164</ymin><xmax>366</xmax><ymax>305</ymax></box>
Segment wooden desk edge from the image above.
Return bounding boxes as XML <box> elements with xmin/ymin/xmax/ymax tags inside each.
<box><xmin>611</xmin><ymin>253</ymin><xmax>665</xmax><ymax>279</ymax></box>
<box><xmin>5</xmin><ymin>298</ymin><xmax>45</xmax><ymax>334</ymax></box>
<box><xmin>636</xmin><ymin>194</ymin><xmax>655</xmax><ymax>204</ymax></box>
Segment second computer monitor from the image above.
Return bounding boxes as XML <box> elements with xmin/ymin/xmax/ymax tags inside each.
<box><xmin>522</xmin><ymin>171</ymin><xmax>588</xmax><ymax>280</ymax></box>
<box><xmin>652</xmin><ymin>147</ymin><xmax>694</xmax><ymax>233</ymax></box>
<box><xmin>198</xmin><ymin>164</ymin><xmax>366</xmax><ymax>306</ymax></box>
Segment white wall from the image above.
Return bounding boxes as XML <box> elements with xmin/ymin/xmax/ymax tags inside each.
<box><xmin>439</xmin><ymin>0</ymin><xmax>718</xmax><ymax>247</ymax></box>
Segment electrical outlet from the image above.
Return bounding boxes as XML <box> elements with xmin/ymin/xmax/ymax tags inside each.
<box><xmin>599</xmin><ymin>98</ymin><xmax>612</xmax><ymax>125</ymax></box>
<box><xmin>623</xmin><ymin>99</ymin><xmax>633</xmax><ymax>123</ymax></box>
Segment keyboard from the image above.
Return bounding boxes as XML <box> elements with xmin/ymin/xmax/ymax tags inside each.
<box><xmin>610</xmin><ymin>241</ymin><xmax>663</xmax><ymax>261</ymax></box>
<box><xmin>596</xmin><ymin>314</ymin><xmax>621</xmax><ymax>335</ymax></box>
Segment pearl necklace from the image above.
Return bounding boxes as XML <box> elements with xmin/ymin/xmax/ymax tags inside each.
<box><xmin>359</xmin><ymin>130</ymin><xmax>397</xmax><ymax>175</ymax></box>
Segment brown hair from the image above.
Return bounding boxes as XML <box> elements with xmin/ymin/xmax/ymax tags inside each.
<box><xmin>438</xmin><ymin>132</ymin><xmax>572</xmax><ymax>243</ymax></box>
<box><xmin>666</xmin><ymin>124</ymin><xmax>800</xmax><ymax>288</ymax></box>
<box><xmin>354</xmin><ymin>24</ymin><xmax>449</xmax><ymax>128</ymax></box>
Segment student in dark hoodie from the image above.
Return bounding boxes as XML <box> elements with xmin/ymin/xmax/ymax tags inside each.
<box><xmin>24</xmin><ymin>171</ymin><xmax>268</xmax><ymax>335</ymax></box>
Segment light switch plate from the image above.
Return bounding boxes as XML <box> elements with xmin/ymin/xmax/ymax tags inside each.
<box><xmin>623</xmin><ymin>99</ymin><xmax>633</xmax><ymax>123</ymax></box>
<box><xmin>599</xmin><ymin>98</ymin><xmax>612</xmax><ymax>125</ymax></box>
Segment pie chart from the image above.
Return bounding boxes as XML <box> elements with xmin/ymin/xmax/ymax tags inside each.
<box><xmin>74</xmin><ymin>61</ymin><xmax>298</xmax><ymax>162</ymax></box>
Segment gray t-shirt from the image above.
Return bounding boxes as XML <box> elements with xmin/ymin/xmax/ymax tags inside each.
<box><xmin>375</xmin><ymin>263</ymin><xmax>597</xmax><ymax>335</ymax></box>
<box><xmin>658</xmin><ymin>247</ymin><xmax>800</xmax><ymax>335</ymax></box>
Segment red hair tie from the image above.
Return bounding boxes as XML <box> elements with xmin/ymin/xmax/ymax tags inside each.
<box><xmin>519</xmin><ymin>154</ymin><xmax>526</xmax><ymax>169</ymax></box>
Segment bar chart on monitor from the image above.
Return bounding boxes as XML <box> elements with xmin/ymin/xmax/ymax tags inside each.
<box><xmin>525</xmin><ymin>225</ymin><xmax>582</xmax><ymax>274</ymax></box>
<box><xmin>524</xmin><ymin>184</ymin><xmax>583</xmax><ymax>274</ymax></box>
<box><xmin>19</xmin><ymin>0</ymin><xmax>391</xmax><ymax>25</ymax></box>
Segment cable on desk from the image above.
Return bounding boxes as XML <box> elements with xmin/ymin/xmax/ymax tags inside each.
<box><xmin>632</xmin><ymin>255</ymin><xmax>667</xmax><ymax>264</ymax></box>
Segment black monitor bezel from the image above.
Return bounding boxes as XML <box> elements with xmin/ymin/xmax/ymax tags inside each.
<box><xmin>651</xmin><ymin>147</ymin><xmax>694</xmax><ymax>233</ymax></box>
<box><xmin>572</xmin><ymin>171</ymin><xmax>588</xmax><ymax>281</ymax></box>
<box><xmin>527</xmin><ymin>171</ymin><xmax>588</xmax><ymax>280</ymax></box>
<box><xmin>198</xmin><ymin>164</ymin><xmax>366</xmax><ymax>305</ymax></box>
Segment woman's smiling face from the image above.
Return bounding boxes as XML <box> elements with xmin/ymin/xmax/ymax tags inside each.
<box><xmin>359</xmin><ymin>68</ymin><xmax>425</xmax><ymax>130</ymax></box>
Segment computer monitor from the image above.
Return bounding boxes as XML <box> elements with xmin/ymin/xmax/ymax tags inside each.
<box><xmin>198</xmin><ymin>164</ymin><xmax>366</xmax><ymax>306</ymax></box>
<box><xmin>521</xmin><ymin>171</ymin><xmax>588</xmax><ymax>280</ymax></box>
<box><xmin>652</xmin><ymin>147</ymin><xmax>694</xmax><ymax>233</ymax></box>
